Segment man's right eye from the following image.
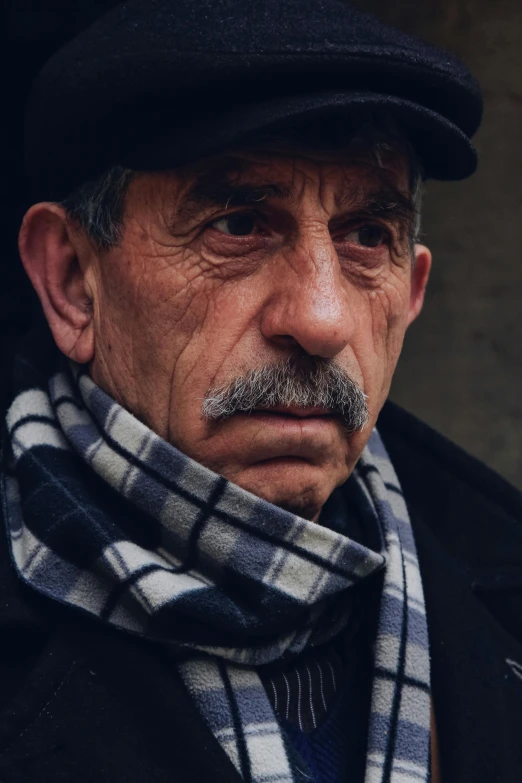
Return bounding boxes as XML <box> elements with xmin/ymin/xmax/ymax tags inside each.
<box><xmin>210</xmin><ymin>213</ymin><xmax>258</xmax><ymax>236</ymax></box>
<box><xmin>342</xmin><ymin>224</ymin><xmax>391</xmax><ymax>248</ymax></box>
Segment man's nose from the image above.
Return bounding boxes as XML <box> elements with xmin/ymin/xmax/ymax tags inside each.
<box><xmin>260</xmin><ymin>233</ymin><xmax>355</xmax><ymax>359</ymax></box>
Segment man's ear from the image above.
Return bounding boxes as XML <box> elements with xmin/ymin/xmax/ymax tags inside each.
<box><xmin>18</xmin><ymin>203</ymin><xmax>95</xmax><ymax>363</ymax></box>
<box><xmin>407</xmin><ymin>244</ymin><xmax>432</xmax><ymax>327</ymax></box>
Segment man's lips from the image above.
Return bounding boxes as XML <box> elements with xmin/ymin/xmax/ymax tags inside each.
<box><xmin>251</xmin><ymin>405</ymin><xmax>335</xmax><ymax>418</ymax></box>
<box><xmin>218</xmin><ymin>406</ymin><xmax>344</xmax><ymax>463</ymax></box>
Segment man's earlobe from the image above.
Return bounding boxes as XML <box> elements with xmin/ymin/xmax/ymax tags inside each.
<box><xmin>407</xmin><ymin>244</ymin><xmax>432</xmax><ymax>327</ymax></box>
<box><xmin>18</xmin><ymin>203</ymin><xmax>95</xmax><ymax>364</ymax></box>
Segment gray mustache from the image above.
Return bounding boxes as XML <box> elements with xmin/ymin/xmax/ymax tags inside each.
<box><xmin>202</xmin><ymin>356</ymin><xmax>369</xmax><ymax>433</ymax></box>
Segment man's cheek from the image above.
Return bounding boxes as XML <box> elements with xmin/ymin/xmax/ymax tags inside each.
<box><xmin>105</xmin><ymin>244</ymin><xmax>209</xmax><ymax>329</ymax></box>
<box><xmin>128</xmin><ymin>276</ymin><xmax>232</xmax><ymax>387</ymax></box>
<box><xmin>150</xmin><ymin>274</ymin><xmax>227</xmax><ymax>352</ymax></box>
<box><xmin>367</xmin><ymin>276</ymin><xmax>410</xmax><ymax>342</ymax></box>
<box><xmin>348</xmin><ymin>281</ymin><xmax>408</xmax><ymax>403</ymax></box>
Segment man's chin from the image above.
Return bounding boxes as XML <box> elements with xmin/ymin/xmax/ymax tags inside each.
<box><xmin>174</xmin><ymin>411</ymin><xmax>367</xmax><ymax>517</ymax></box>
<box><xmin>219</xmin><ymin>457</ymin><xmax>348</xmax><ymax>522</ymax></box>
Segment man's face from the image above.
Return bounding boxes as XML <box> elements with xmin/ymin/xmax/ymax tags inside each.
<box><xmin>69</xmin><ymin>148</ymin><xmax>430</xmax><ymax>519</ymax></box>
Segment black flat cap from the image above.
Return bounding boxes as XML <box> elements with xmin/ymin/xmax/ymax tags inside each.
<box><xmin>25</xmin><ymin>0</ymin><xmax>483</xmax><ymax>200</ymax></box>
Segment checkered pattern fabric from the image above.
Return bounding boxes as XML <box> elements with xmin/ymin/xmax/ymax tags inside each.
<box><xmin>3</xmin><ymin>355</ymin><xmax>431</xmax><ymax>783</ymax></box>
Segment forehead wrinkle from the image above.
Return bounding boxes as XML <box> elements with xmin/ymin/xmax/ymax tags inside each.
<box><xmin>189</xmin><ymin>179</ymin><xmax>291</xmax><ymax>208</ymax></box>
<box><xmin>169</xmin><ymin>151</ymin><xmax>413</xmax><ymax>227</ymax></box>
<box><xmin>176</xmin><ymin>149</ymin><xmax>364</xmax><ymax>212</ymax></box>
<box><xmin>174</xmin><ymin>157</ymin><xmax>295</xmax><ymax>221</ymax></box>
<box><xmin>332</xmin><ymin>161</ymin><xmax>414</xmax><ymax>216</ymax></box>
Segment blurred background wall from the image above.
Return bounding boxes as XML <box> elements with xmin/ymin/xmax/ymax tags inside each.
<box><xmin>3</xmin><ymin>0</ymin><xmax>522</xmax><ymax>487</ymax></box>
<box><xmin>354</xmin><ymin>0</ymin><xmax>522</xmax><ymax>489</ymax></box>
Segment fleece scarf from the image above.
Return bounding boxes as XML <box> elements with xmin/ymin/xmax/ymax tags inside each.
<box><xmin>2</xmin><ymin>355</ymin><xmax>431</xmax><ymax>783</ymax></box>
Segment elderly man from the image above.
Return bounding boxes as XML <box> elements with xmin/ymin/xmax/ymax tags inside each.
<box><xmin>1</xmin><ymin>1</ymin><xmax>521</xmax><ymax>782</ymax></box>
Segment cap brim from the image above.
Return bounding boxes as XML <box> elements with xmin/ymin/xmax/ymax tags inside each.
<box><xmin>125</xmin><ymin>90</ymin><xmax>478</xmax><ymax>181</ymax></box>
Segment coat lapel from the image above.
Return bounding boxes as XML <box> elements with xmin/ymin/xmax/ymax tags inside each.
<box><xmin>0</xmin><ymin>595</ymin><xmax>243</xmax><ymax>782</ymax></box>
<box><xmin>413</xmin><ymin>508</ymin><xmax>522</xmax><ymax>783</ymax></box>
<box><xmin>378</xmin><ymin>400</ymin><xmax>522</xmax><ymax>783</ymax></box>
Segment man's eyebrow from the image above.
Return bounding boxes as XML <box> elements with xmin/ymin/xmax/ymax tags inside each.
<box><xmin>175</xmin><ymin>172</ymin><xmax>417</xmax><ymax>237</ymax></box>
<box><xmin>338</xmin><ymin>186</ymin><xmax>417</xmax><ymax>237</ymax></box>
<box><xmin>178</xmin><ymin>175</ymin><xmax>293</xmax><ymax>221</ymax></box>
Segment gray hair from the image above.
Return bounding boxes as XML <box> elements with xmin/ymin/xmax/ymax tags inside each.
<box><xmin>61</xmin><ymin>166</ymin><xmax>136</xmax><ymax>249</ymax></box>
<box><xmin>202</xmin><ymin>355</ymin><xmax>369</xmax><ymax>434</ymax></box>
<box><xmin>61</xmin><ymin>116</ymin><xmax>423</xmax><ymax>249</ymax></box>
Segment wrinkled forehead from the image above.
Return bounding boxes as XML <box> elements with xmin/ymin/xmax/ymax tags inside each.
<box><xmin>173</xmin><ymin>143</ymin><xmax>412</xmax><ymax>211</ymax></box>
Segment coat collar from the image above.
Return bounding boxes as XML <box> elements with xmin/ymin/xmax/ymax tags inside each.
<box><xmin>379</xmin><ymin>400</ymin><xmax>522</xmax><ymax>782</ymax></box>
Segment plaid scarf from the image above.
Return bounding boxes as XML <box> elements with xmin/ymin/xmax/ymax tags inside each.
<box><xmin>2</xmin><ymin>353</ymin><xmax>431</xmax><ymax>783</ymax></box>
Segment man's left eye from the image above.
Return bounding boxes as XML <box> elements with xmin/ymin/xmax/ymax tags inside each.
<box><xmin>210</xmin><ymin>213</ymin><xmax>258</xmax><ymax>236</ymax></box>
<box><xmin>344</xmin><ymin>225</ymin><xmax>389</xmax><ymax>248</ymax></box>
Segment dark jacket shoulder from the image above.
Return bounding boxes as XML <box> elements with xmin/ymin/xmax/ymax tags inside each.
<box><xmin>378</xmin><ymin>399</ymin><xmax>522</xmax><ymax>576</ymax></box>
<box><xmin>379</xmin><ymin>400</ymin><xmax>522</xmax><ymax>783</ymax></box>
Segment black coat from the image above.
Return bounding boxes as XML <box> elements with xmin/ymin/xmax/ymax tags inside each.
<box><xmin>0</xmin><ymin>401</ymin><xmax>521</xmax><ymax>782</ymax></box>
